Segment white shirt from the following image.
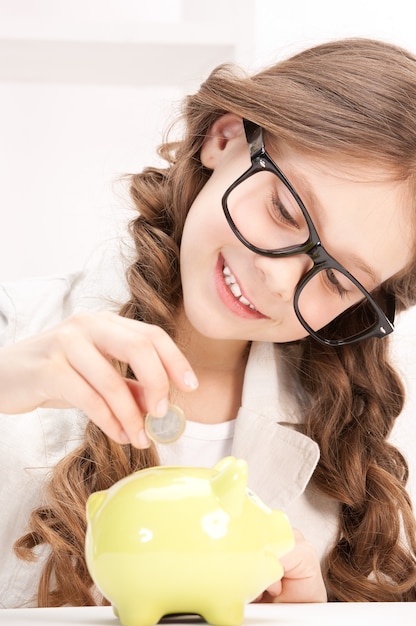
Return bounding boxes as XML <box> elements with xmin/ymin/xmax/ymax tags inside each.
<box><xmin>157</xmin><ymin>418</ymin><xmax>236</xmax><ymax>468</ymax></box>
<box><xmin>1</xmin><ymin>244</ymin><xmax>415</xmax><ymax>607</ymax></box>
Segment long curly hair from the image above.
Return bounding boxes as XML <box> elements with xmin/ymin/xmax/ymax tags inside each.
<box><xmin>15</xmin><ymin>38</ymin><xmax>416</xmax><ymax>603</ymax></box>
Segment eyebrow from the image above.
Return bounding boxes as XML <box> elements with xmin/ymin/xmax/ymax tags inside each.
<box><xmin>345</xmin><ymin>253</ymin><xmax>379</xmax><ymax>285</ymax></box>
<box><xmin>285</xmin><ymin>168</ymin><xmax>380</xmax><ymax>286</ymax></box>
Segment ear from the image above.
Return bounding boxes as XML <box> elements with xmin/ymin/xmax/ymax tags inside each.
<box><xmin>200</xmin><ymin>114</ymin><xmax>244</xmax><ymax>170</ymax></box>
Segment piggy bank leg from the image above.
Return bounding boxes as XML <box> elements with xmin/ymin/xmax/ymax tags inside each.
<box><xmin>113</xmin><ymin>602</ymin><xmax>163</xmax><ymax>626</ymax></box>
<box><xmin>203</xmin><ymin>600</ymin><xmax>245</xmax><ymax>626</ymax></box>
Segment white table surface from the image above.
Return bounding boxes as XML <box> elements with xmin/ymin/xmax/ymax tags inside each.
<box><xmin>0</xmin><ymin>603</ymin><xmax>415</xmax><ymax>626</ymax></box>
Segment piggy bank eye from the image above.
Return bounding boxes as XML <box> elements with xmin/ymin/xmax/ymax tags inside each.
<box><xmin>246</xmin><ymin>489</ymin><xmax>271</xmax><ymax>513</ymax></box>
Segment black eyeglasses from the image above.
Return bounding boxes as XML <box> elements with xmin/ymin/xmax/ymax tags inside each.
<box><xmin>222</xmin><ymin>119</ymin><xmax>395</xmax><ymax>346</ymax></box>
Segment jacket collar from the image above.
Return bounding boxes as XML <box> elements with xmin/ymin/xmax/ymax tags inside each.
<box><xmin>231</xmin><ymin>342</ymin><xmax>320</xmax><ymax>510</ymax></box>
<box><xmin>241</xmin><ymin>341</ymin><xmax>308</xmax><ymax>424</ymax></box>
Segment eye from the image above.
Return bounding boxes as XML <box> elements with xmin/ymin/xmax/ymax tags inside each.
<box><xmin>270</xmin><ymin>193</ymin><xmax>299</xmax><ymax>228</ymax></box>
<box><xmin>322</xmin><ymin>268</ymin><xmax>348</xmax><ymax>298</ymax></box>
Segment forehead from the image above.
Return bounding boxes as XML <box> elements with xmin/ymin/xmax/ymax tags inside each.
<box><xmin>270</xmin><ymin>145</ymin><xmax>414</xmax><ymax>285</ymax></box>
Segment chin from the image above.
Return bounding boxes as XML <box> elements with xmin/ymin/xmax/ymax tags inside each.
<box><xmin>185</xmin><ymin>311</ymin><xmax>244</xmax><ymax>342</ymax></box>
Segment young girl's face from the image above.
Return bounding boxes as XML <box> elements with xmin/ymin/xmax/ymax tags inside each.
<box><xmin>180</xmin><ymin>115</ymin><xmax>413</xmax><ymax>344</ymax></box>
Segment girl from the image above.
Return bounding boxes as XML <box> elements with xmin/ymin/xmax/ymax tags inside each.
<box><xmin>1</xmin><ymin>37</ymin><xmax>416</xmax><ymax>606</ymax></box>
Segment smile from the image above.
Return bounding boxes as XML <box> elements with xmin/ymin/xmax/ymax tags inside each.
<box><xmin>222</xmin><ymin>265</ymin><xmax>257</xmax><ymax>311</ymax></box>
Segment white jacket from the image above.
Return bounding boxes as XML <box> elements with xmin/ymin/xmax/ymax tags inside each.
<box><xmin>1</xmin><ymin>245</ymin><xmax>415</xmax><ymax>607</ymax></box>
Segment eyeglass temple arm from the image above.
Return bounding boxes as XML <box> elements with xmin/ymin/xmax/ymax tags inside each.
<box><xmin>386</xmin><ymin>290</ymin><xmax>396</xmax><ymax>325</ymax></box>
<box><xmin>243</xmin><ymin>119</ymin><xmax>264</xmax><ymax>158</ymax></box>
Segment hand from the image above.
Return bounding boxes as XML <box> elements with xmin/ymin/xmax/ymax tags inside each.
<box><xmin>254</xmin><ymin>529</ymin><xmax>327</xmax><ymax>603</ymax></box>
<box><xmin>0</xmin><ymin>311</ymin><xmax>198</xmax><ymax>448</ymax></box>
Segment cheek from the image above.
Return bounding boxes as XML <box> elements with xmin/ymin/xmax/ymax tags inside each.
<box><xmin>181</xmin><ymin>195</ymin><xmax>230</xmax><ymax>258</ymax></box>
<box><xmin>270</xmin><ymin>319</ymin><xmax>309</xmax><ymax>344</ymax></box>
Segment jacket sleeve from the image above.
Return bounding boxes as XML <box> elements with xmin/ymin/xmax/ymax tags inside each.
<box><xmin>0</xmin><ymin>273</ymin><xmax>82</xmax><ymax>348</ymax></box>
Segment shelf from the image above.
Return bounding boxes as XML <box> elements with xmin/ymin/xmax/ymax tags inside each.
<box><xmin>0</xmin><ymin>16</ymin><xmax>238</xmax><ymax>46</ymax></box>
<box><xmin>0</xmin><ymin>38</ymin><xmax>234</xmax><ymax>85</ymax></box>
<box><xmin>0</xmin><ymin>0</ymin><xmax>256</xmax><ymax>85</ymax></box>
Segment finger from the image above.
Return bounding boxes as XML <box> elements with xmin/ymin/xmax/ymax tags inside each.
<box><xmin>270</xmin><ymin>529</ymin><xmax>327</xmax><ymax>603</ymax></box>
<box><xmin>265</xmin><ymin>580</ymin><xmax>283</xmax><ymax>598</ymax></box>
<box><xmin>95</xmin><ymin>313</ymin><xmax>199</xmax><ymax>392</ymax></box>
<box><xmin>271</xmin><ymin>575</ymin><xmax>327</xmax><ymax>603</ymax></box>
<box><xmin>65</xmin><ymin>341</ymin><xmax>149</xmax><ymax>448</ymax></box>
<box><xmin>87</xmin><ymin>314</ymin><xmax>199</xmax><ymax>416</ymax></box>
<box><xmin>136</xmin><ymin>323</ymin><xmax>199</xmax><ymax>393</ymax></box>
<box><xmin>42</xmin><ymin>363</ymin><xmax>131</xmax><ymax>446</ymax></box>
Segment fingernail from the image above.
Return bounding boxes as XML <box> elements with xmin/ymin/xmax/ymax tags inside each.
<box><xmin>155</xmin><ymin>398</ymin><xmax>169</xmax><ymax>417</ymax></box>
<box><xmin>184</xmin><ymin>370</ymin><xmax>198</xmax><ymax>390</ymax></box>
<box><xmin>137</xmin><ymin>429</ymin><xmax>151</xmax><ymax>449</ymax></box>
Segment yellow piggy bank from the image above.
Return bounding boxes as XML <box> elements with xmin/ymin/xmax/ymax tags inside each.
<box><xmin>85</xmin><ymin>456</ymin><xmax>294</xmax><ymax>626</ymax></box>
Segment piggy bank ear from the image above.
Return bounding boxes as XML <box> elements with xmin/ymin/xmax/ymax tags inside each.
<box><xmin>211</xmin><ymin>457</ymin><xmax>248</xmax><ymax>517</ymax></box>
<box><xmin>86</xmin><ymin>490</ymin><xmax>107</xmax><ymax>521</ymax></box>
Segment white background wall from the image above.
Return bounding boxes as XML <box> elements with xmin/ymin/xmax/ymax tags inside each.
<box><xmin>1</xmin><ymin>0</ymin><xmax>416</xmax><ymax>502</ymax></box>
<box><xmin>1</xmin><ymin>0</ymin><xmax>415</xmax><ymax>281</ymax></box>
<box><xmin>255</xmin><ymin>0</ymin><xmax>416</xmax><ymax>67</ymax></box>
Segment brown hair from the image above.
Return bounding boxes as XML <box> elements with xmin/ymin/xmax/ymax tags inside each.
<box><xmin>15</xmin><ymin>38</ymin><xmax>416</xmax><ymax>603</ymax></box>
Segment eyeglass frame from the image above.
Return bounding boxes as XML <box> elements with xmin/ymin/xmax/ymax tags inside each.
<box><xmin>221</xmin><ymin>118</ymin><xmax>395</xmax><ymax>346</ymax></box>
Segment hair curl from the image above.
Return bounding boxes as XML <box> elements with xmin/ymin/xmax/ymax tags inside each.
<box><xmin>15</xmin><ymin>37</ymin><xmax>416</xmax><ymax>603</ymax></box>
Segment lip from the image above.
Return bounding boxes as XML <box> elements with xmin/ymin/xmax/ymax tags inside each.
<box><xmin>215</xmin><ymin>255</ymin><xmax>268</xmax><ymax>320</ymax></box>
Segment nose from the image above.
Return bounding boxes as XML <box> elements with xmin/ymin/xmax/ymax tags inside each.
<box><xmin>253</xmin><ymin>253</ymin><xmax>313</xmax><ymax>302</ymax></box>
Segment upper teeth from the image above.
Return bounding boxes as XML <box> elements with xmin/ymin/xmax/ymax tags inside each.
<box><xmin>223</xmin><ymin>265</ymin><xmax>256</xmax><ymax>310</ymax></box>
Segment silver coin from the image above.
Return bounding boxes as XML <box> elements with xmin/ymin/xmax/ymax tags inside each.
<box><xmin>144</xmin><ymin>404</ymin><xmax>186</xmax><ymax>444</ymax></box>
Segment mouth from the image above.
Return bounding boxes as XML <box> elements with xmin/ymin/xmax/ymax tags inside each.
<box><xmin>222</xmin><ymin>264</ymin><xmax>258</xmax><ymax>311</ymax></box>
<box><xmin>215</xmin><ymin>256</ymin><xmax>268</xmax><ymax>321</ymax></box>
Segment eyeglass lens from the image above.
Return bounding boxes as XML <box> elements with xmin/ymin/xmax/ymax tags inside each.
<box><xmin>225</xmin><ymin>169</ymin><xmax>382</xmax><ymax>343</ymax></box>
